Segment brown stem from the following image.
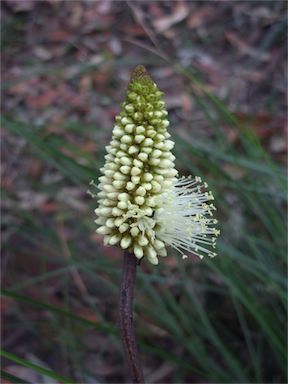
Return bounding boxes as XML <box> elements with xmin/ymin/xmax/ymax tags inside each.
<box><xmin>119</xmin><ymin>251</ymin><xmax>144</xmax><ymax>383</ymax></box>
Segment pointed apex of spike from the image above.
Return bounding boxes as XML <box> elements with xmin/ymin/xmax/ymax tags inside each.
<box><xmin>130</xmin><ymin>65</ymin><xmax>152</xmax><ymax>83</ymax></box>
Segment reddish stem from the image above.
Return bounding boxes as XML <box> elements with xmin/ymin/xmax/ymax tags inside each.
<box><xmin>119</xmin><ymin>251</ymin><xmax>144</xmax><ymax>383</ymax></box>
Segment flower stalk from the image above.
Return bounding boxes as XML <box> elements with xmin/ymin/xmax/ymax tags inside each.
<box><xmin>93</xmin><ymin>65</ymin><xmax>220</xmax><ymax>381</ymax></box>
<box><xmin>119</xmin><ymin>251</ymin><xmax>144</xmax><ymax>383</ymax></box>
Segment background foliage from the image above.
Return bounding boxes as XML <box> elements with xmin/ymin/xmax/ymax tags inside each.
<box><xmin>1</xmin><ymin>1</ymin><xmax>287</xmax><ymax>383</ymax></box>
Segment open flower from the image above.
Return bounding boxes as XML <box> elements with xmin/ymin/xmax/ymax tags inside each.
<box><xmin>94</xmin><ymin>65</ymin><xmax>219</xmax><ymax>265</ymax></box>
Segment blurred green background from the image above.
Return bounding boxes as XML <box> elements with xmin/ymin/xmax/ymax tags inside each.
<box><xmin>1</xmin><ymin>1</ymin><xmax>287</xmax><ymax>383</ymax></box>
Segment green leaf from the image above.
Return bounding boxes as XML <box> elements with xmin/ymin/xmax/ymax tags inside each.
<box><xmin>0</xmin><ymin>350</ymin><xmax>73</xmax><ymax>383</ymax></box>
<box><xmin>1</xmin><ymin>289</ymin><xmax>117</xmax><ymax>335</ymax></box>
<box><xmin>1</xmin><ymin>370</ymin><xmax>29</xmax><ymax>384</ymax></box>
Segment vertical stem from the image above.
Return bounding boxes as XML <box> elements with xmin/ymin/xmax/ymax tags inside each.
<box><xmin>119</xmin><ymin>251</ymin><xmax>144</xmax><ymax>383</ymax></box>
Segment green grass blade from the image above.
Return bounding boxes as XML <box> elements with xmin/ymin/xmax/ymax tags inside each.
<box><xmin>0</xmin><ymin>370</ymin><xmax>29</xmax><ymax>384</ymax></box>
<box><xmin>0</xmin><ymin>350</ymin><xmax>73</xmax><ymax>383</ymax></box>
<box><xmin>1</xmin><ymin>289</ymin><xmax>117</xmax><ymax>335</ymax></box>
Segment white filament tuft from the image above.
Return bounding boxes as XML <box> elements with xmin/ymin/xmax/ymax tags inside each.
<box><xmin>154</xmin><ymin>177</ymin><xmax>220</xmax><ymax>260</ymax></box>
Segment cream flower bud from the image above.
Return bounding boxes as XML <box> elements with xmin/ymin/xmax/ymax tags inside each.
<box><xmin>135</xmin><ymin>135</ymin><xmax>145</xmax><ymax>143</ymax></box>
<box><xmin>94</xmin><ymin>65</ymin><xmax>219</xmax><ymax>264</ymax></box>
<box><xmin>125</xmin><ymin>124</ymin><xmax>135</xmax><ymax>133</ymax></box>
<box><xmin>135</xmin><ymin>196</ymin><xmax>145</xmax><ymax>205</ymax></box>
<box><xmin>118</xmin><ymin>201</ymin><xmax>128</xmax><ymax>210</ymax></box>
<box><xmin>136</xmin><ymin>126</ymin><xmax>145</xmax><ymax>134</ymax></box>
<box><xmin>131</xmin><ymin>227</ymin><xmax>140</xmax><ymax>237</ymax></box>
<box><xmin>120</xmin><ymin>157</ymin><xmax>132</xmax><ymax>166</ymax></box>
<box><xmin>134</xmin><ymin>244</ymin><xmax>143</xmax><ymax>259</ymax></box>
<box><xmin>138</xmin><ymin>152</ymin><xmax>148</xmax><ymax>162</ymax></box>
<box><xmin>136</xmin><ymin>186</ymin><xmax>146</xmax><ymax>196</ymax></box>
<box><xmin>120</xmin><ymin>236</ymin><xmax>132</xmax><ymax>249</ymax></box>
<box><xmin>120</xmin><ymin>166</ymin><xmax>131</xmax><ymax>175</ymax></box>
<box><xmin>96</xmin><ymin>226</ymin><xmax>111</xmax><ymax>235</ymax></box>
<box><xmin>109</xmin><ymin>234</ymin><xmax>121</xmax><ymax>245</ymax></box>
<box><xmin>128</xmin><ymin>146</ymin><xmax>139</xmax><ymax>155</ymax></box>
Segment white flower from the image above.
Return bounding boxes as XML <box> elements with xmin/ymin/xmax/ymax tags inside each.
<box><xmin>93</xmin><ymin>65</ymin><xmax>219</xmax><ymax>265</ymax></box>
<box><xmin>155</xmin><ymin>176</ymin><xmax>219</xmax><ymax>260</ymax></box>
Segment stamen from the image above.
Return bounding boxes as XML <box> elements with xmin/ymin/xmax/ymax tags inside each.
<box><xmin>155</xmin><ymin>177</ymin><xmax>219</xmax><ymax>259</ymax></box>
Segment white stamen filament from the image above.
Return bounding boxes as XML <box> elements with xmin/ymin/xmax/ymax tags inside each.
<box><xmin>154</xmin><ymin>177</ymin><xmax>219</xmax><ymax>260</ymax></box>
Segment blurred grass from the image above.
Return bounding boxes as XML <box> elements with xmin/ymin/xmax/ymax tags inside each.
<box><xmin>2</xmin><ymin>50</ymin><xmax>287</xmax><ymax>383</ymax></box>
<box><xmin>0</xmin><ymin>350</ymin><xmax>73</xmax><ymax>383</ymax></box>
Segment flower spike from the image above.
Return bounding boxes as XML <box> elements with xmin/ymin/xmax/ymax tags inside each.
<box><xmin>94</xmin><ymin>65</ymin><xmax>219</xmax><ymax>265</ymax></box>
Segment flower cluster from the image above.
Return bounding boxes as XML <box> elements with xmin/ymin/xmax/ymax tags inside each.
<box><xmin>93</xmin><ymin>65</ymin><xmax>219</xmax><ymax>264</ymax></box>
